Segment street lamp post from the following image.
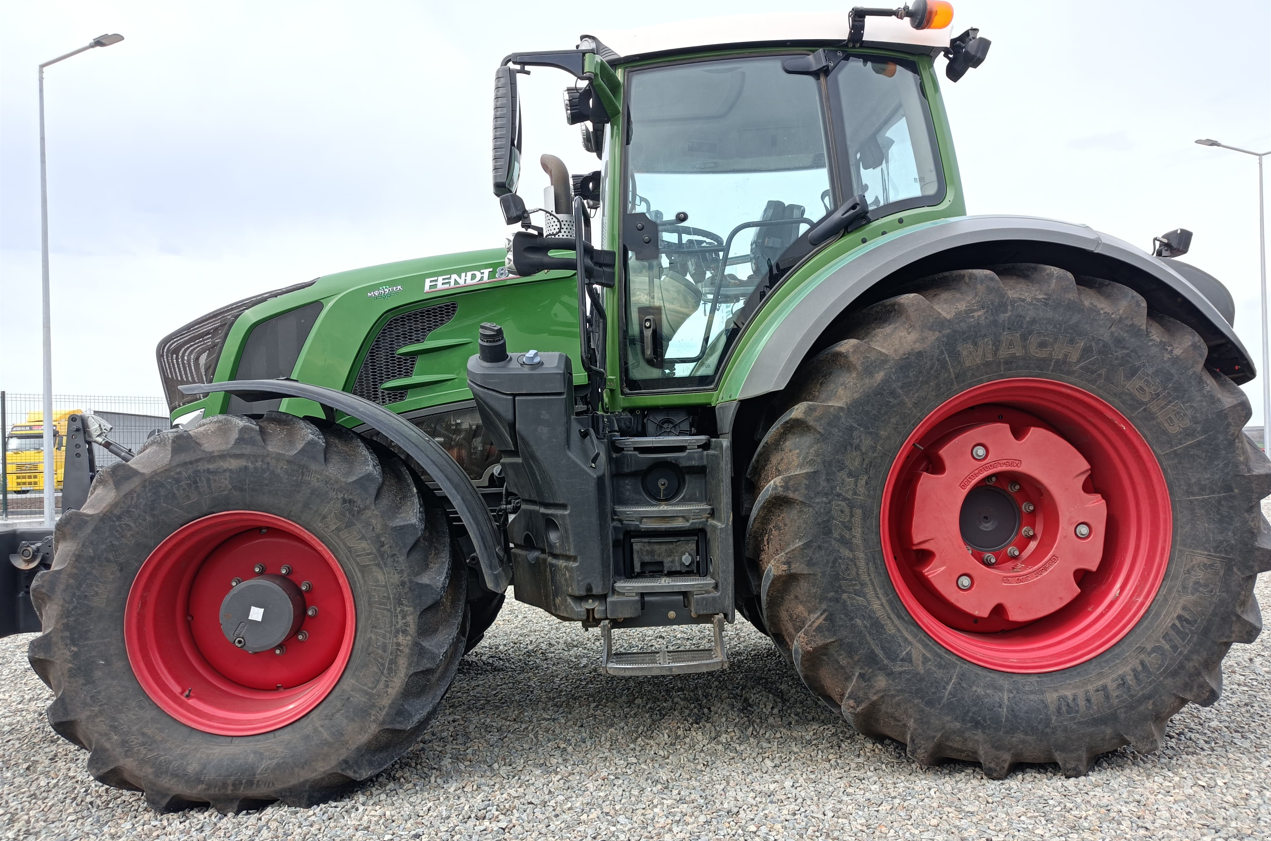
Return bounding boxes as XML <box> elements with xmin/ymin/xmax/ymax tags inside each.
<box><xmin>38</xmin><ymin>33</ymin><xmax>124</xmax><ymax>527</ymax></box>
<box><xmin>1196</xmin><ymin>138</ymin><xmax>1271</xmax><ymax>452</ymax></box>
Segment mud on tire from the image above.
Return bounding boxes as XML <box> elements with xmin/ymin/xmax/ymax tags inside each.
<box><xmin>745</xmin><ymin>265</ymin><xmax>1269</xmax><ymax>776</ymax></box>
<box><xmin>28</xmin><ymin>412</ymin><xmax>467</xmax><ymax>812</ymax></box>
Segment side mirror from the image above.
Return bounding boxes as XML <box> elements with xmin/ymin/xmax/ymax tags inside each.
<box><xmin>1153</xmin><ymin>228</ymin><xmax>1193</xmax><ymax>259</ymax></box>
<box><xmin>492</xmin><ymin>66</ymin><xmax>523</xmax><ymax>197</ymax></box>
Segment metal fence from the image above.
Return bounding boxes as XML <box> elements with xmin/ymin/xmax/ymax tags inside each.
<box><xmin>1</xmin><ymin>392</ymin><xmax>169</xmax><ymax>521</ymax></box>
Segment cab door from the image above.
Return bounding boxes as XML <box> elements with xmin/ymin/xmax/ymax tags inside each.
<box><xmin>619</xmin><ymin>54</ymin><xmax>835</xmax><ymax>393</ymax></box>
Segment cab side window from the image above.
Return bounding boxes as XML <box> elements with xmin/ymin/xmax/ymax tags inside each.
<box><xmin>832</xmin><ymin>58</ymin><xmax>942</xmax><ymax>210</ymax></box>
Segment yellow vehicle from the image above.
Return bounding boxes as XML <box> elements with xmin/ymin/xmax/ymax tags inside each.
<box><xmin>4</xmin><ymin>409</ymin><xmax>83</xmax><ymax>494</ymax></box>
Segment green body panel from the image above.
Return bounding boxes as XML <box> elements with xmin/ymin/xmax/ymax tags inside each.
<box><xmin>180</xmin><ymin>251</ymin><xmax>584</xmax><ymax>426</ymax></box>
<box><xmin>184</xmin><ymin>49</ymin><xmax>966</xmax><ymax>425</ymax></box>
<box><xmin>583</xmin><ymin>53</ymin><xmax>622</xmax><ymax>119</ymax></box>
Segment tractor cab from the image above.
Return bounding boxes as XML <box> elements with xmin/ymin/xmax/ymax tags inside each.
<box><xmin>493</xmin><ymin>6</ymin><xmax>988</xmax><ymax>401</ymax></box>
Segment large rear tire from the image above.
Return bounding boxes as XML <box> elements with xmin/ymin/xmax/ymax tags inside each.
<box><xmin>28</xmin><ymin>413</ymin><xmax>467</xmax><ymax>811</ymax></box>
<box><xmin>746</xmin><ymin>265</ymin><xmax>1268</xmax><ymax>776</ymax></box>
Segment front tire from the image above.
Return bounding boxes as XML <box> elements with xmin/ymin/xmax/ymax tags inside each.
<box><xmin>28</xmin><ymin>413</ymin><xmax>466</xmax><ymax>811</ymax></box>
<box><xmin>746</xmin><ymin>265</ymin><xmax>1268</xmax><ymax>776</ymax></box>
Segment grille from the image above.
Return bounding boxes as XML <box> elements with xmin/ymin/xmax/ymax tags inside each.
<box><xmin>351</xmin><ymin>303</ymin><xmax>457</xmax><ymax>405</ymax></box>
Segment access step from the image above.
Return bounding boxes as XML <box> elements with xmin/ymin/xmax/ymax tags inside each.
<box><xmin>599</xmin><ymin>614</ymin><xmax>728</xmax><ymax>676</ymax></box>
<box><xmin>613</xmin><ymin>576</ymin><xmax>717</xmax><ymax>594</ymax></box>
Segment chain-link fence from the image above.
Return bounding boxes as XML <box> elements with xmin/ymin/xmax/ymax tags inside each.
<box><xmin>2</xmin><ymin>392</ymin><xmax>169</xmax><ymax>521</ymax></box>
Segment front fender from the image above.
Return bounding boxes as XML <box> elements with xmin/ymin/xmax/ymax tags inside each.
<box><xmin>180</xmin><ymin>380</ymin><xmax>511</xmax><ymax>593</ymax></box>
<box><xmin>721</xmin><ymin>215</ymin><xmax>1253</xmax><ymax>403</ymax></box>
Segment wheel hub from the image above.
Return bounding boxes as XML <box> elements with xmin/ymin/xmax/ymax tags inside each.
<box><xmin>958</xmin><ymin>486</ymin><xmax>1019</xmax><ymax>551</ymax></box>
<box><xmin>219</xmin><ymin>574</ymin><xmax>305</xmax><ymax>653</ymax></box>
<box><xmin>905</xmin><ymin>420</ymin><xmax>1107</xmax><ymax>625</ymax></box>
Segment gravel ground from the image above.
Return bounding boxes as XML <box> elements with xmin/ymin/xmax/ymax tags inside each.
<box><xmin>2</xmin><ymin>541</ymin><xmax>1268</xmax><ymax>839</ymax></box>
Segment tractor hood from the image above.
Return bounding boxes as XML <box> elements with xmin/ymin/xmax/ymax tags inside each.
<box><xmin>160</xmin><ymin>247</ymin><xmax>581</xmax><ymax>422</ymax></box>
<box><xmin>302</xmin><ymin>247</ymin><xmax>514</xmax><ymax>303</ymax></box>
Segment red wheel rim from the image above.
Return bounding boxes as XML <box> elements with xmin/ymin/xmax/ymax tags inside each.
<box><xmin>124</xmin><ymin>511</ymin><xmax>356</xmax><ymax>735</ymax></box>
<box><xmin>880</xmin><ymin>378</ymin><xmax>1171</xmax><ymax>673</ymax></box>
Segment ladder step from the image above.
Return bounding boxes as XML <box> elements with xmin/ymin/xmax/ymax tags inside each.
<box><xmin>599</xmin><ymin>615</ymin><xmax>728</xmax><ymax>676</ymax></box>
<box><xmin>614</xmin><ymin>503</ymin><xmax>713</xmax><ymax>525</ymax></box>
<box><xmin>614</xmin><ymin>576</ymin><xmax>716</xmax><ymax>594</ymax></box>
<box><xmin>613</xmin><ymin>435</ymin><xmax>710</xmax><ymax>452</ymax></box>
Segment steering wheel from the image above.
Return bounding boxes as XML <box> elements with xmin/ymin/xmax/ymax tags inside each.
<box><xmin>656</xmin><ymin>224</ymin><xmax>724</xmax><ymax>255</ymax></box>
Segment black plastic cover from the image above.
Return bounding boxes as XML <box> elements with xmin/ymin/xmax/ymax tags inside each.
<box><xmin>229</xmin><ymin>302</ymin><xmax>323</xmax><ymax>414</ymax></box>
<box><xmin>467</xmin><ymin>350</ymin><xmax>613</xmax><ymax>620</ymax></box>
<box><xmin>1166</xmin><ymin>259</ymin><xmax>1236</xmax><ymax>326</ymax></box>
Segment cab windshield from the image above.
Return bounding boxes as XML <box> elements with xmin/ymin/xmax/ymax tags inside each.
<box><xmin>6</xmin><ymin>436</ymin><xmax>43</xmax><ymax>452</ymax></box>
<box><xmin>622</xmin><ymin>53</ymin><xmax>942</xmax><ymax>391</ymax></box>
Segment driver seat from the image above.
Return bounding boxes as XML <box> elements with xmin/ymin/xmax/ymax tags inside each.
<box><xmin>750</xmin><ymin>200</ymin><xmax>806</xmax><ymax>273</ymax></box>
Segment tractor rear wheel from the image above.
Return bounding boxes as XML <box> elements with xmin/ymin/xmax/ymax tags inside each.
<box><xmin>746</xmin><ymin>265</ymin><xmax>1268</xmax><ymax>776</ymax></box>
<box><xmin>28</xmin><ymin>413</ymin><xmax>466</xmax><ymax>811</ymax></box>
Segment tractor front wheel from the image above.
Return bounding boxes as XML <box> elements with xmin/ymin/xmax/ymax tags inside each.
<box><xmin>28</xmin><ymin>413</ymin><xmax>467</xmax><ymax>811</ymax></box>
<box><xmin>746</xmin><ymin>265</ymin><xmax>1268</xmax><ymax>776</ymax></box>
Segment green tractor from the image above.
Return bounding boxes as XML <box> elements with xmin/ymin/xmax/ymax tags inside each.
<box><xmin>10</xmin><ymin>4</ymin><xmax>1268</xmax><ymax>812</ymax></box>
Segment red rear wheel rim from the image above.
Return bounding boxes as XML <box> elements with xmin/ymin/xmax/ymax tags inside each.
<box><xmin>880</xmin><ymin>378</ymin><xmax>1171</xmax><ymax>673</ymax></box>
<box><xmin>124</xmin><ymin>511</ymin><xmax>356</xmax><ymax>735</ymax></box>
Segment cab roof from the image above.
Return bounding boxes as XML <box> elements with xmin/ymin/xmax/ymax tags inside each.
<box><xmin>580</xmin><ymin>12</ymin><xmax>955</xmax><ymax>65</ymax></box>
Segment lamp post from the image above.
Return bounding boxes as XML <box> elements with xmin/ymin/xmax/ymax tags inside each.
<box><xmin>38</xmin><ymin>33</ymin><xmax>124</xmax><ymax>527</ymax></box>
<box><xmin>1196</xmin><ymin>138</ymin><xmax>1271</xmax><ymax>451</ymax></box>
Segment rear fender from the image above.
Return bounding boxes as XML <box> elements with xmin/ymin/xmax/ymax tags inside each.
<box><xmin>722</xmin><ymin>216</ymin><xmax>1253</xmax><ymax>407</ymax></box>
<box><xmin>181</xmin><ymin>380</ymin><xmax>511</xmax><ymax>592</ymax></box>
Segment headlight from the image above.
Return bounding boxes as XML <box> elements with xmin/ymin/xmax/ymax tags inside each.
<box><xmin>155</xmin><ymin>280</ymin><xmax>316</xmax><ymax>411</ymax></box>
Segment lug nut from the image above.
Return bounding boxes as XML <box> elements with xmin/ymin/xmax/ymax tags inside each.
<box><xmin>982</xmin><ymin>554</ymin><xmax>997</xmax><ymax>567</ymax></box>
<box><xmin>233</xmin><ymin>637</ymin><xmax>246</xmax><ymax>648</ymax></box>
<box><xmin>301</xmin><ymin>581</ymin><xmax>312</xmax><ymax>592</ymax></box>
<box><xmin>1075</xmin><ymin>523</ymin><xmax>1091</xmax><ymax>538</ymax></box>
<box><xmin>253</xmin><ymin>563</ymin><xmax>266</xmax><ymax>574</ymax></box>
<box><xmin>1007</xmin><ymin>546</ymin><xmax>1021</xmax><ymax>558</ymax></box>
<box><xmin>972</xmin><ymin>445</ymin><xmax>987</xmax><ymax>461</ymax></box>
<box><xmin>1023</xmin><ymin>502</ymin><xmax>1035</xmax><ymax>513</ymax></box>
<box><xmin>307</xmin><ymin>606</ymin><xmax>319</xmax><ymax>617</ymax></box>
<box><xmin>1022</xmin><ymin>526</ymin><xmax>1035</xmax><ymax>538</ymax></box>
<box><xmin>1008</xmin><ymin>482</ymin><xmax>1021</xmax><ymax>493</ymax></box>
<box><xmin>230</xmin><ymin>577</ymin><xmax>242</xmax><ymax>587</ymax></box>
<box><xmin>280</xmin><ymin>565</ymin><xmax>292</xmax><ymax>575</ymax></box>
<box><xmin>985</xmin><ymin>475</ymin><xmax>997</xmax><ymax>485</ymax></box>
<box><xmin>957</xmin><ymin>575</ymin><xmax>973</xmax><ymax>590</ymax></box>
<box><xmin>274</xmin><ymin>646</ymin><xmax>286</xmax><ymax>655</ymax></box>
<box><xmin>297</xmin><ymin>630</ymin><xmax>309</xmax><ymax>642</ymax></box>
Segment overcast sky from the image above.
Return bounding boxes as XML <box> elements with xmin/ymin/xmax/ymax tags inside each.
<box><xmin>1</xmin><ymin>0</ymin><xmax>1268</xmax><ymax>418</ymax></box>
